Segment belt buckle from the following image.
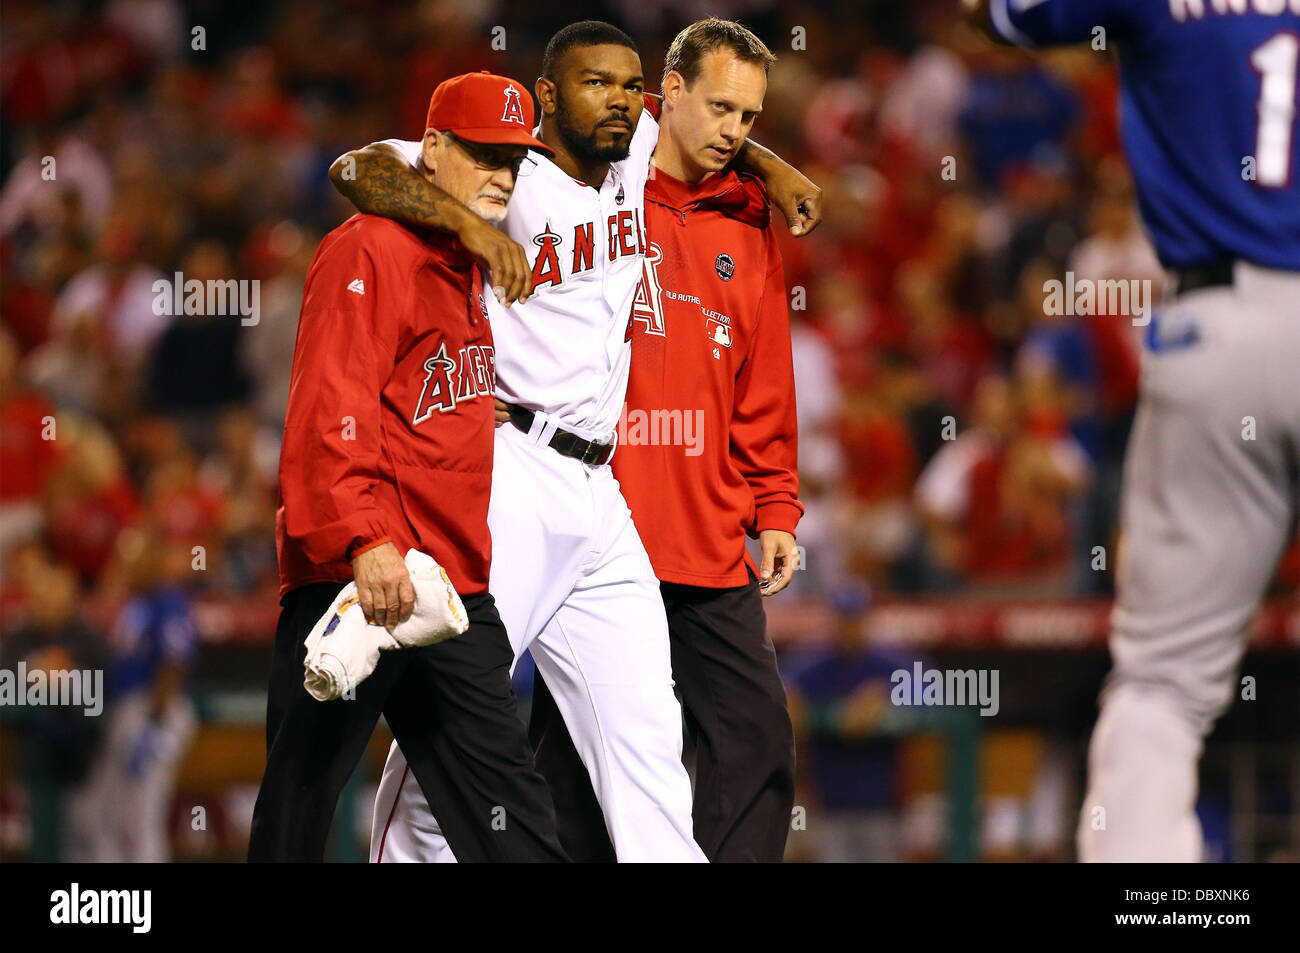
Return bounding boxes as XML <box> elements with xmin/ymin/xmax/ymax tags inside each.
<box><xmin>581</xmin><ymin>441</ymin><xmax>606</xmax><ymax>466</ymax></box>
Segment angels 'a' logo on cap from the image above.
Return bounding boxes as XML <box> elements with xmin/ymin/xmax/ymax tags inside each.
<box><xmin>501</xmin><ymin>84</ymin><xmax>526</xmax><ymax>126</ymax></box>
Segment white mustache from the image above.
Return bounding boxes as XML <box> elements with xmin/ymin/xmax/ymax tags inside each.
<box><xmin>477</xmin><ymin>188</ymin><xmax>511</xmax><ymax>203</ymax></box>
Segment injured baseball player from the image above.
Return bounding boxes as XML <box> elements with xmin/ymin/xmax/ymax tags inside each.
<box><xmin>330</xmin><ymin>19</ymin><xmax>822</xmax><ymax>862</ymax></box>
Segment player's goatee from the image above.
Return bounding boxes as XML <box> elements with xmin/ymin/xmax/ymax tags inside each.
<box><xmin>554</xmin><ymin>91</ymin><xmax>632</xmax><ymax>164</ymax></box>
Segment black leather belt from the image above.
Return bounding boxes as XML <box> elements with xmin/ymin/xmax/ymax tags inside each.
<box><xmin>507</xmin><ymin>405</ymin><xmax>614</xmax><ymax>466</ymax></box>
<box><xmin>1172</xmin><ymin>259</ymin><xmax>1235</xmax><ymax>296</ymax></box>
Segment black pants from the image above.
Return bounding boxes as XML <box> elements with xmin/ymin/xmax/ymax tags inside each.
<box><xmin>530</xmin><ymin>572</ymin><xmax>795</xmax><ymax>862</ymax></box>
<box><xmin>248</xmin><ymin>582</ymin><xmax>566</xmax><ymax>862</ymax></box>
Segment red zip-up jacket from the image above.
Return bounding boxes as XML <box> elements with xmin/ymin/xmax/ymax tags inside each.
<box><xmin>276</xmin><ymin>214</ymin><xmax>496</xmax><ymax>598</ymax></box>
<box><xmin>616</xmin><ymin>165</ymin><xmax>802</xmax><ymax>588</ymax></box>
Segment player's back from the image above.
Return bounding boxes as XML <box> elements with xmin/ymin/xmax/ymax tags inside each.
<box><xmin>992</xmin><ymin>0</ymin><xmax>1300</xmax><ymax>270</ymax></box>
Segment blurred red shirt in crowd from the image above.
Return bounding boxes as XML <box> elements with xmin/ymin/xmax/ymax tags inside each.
<box><xmin>43</xmin><ymin>470</ymin><xmax>137</xmax><ymax>583</ymax></box>
<box><xmin>0</xmin><ymin>386</ymin><xmax>60</xmax><ymax>502</ymax></box>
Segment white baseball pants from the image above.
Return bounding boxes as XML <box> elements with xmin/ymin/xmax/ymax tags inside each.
<box><xmin>372</xmin><ymin>416</ymin><xmax>705</xmax><ymax>862</ymax></box>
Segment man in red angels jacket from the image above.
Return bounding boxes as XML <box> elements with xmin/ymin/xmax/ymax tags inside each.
<box><xmin>528</xmin><ymin>19</ymin><xmax>802</xmax><ymax>862</ymax></box>
<box><xmin>249</xmin><ymin>72</ymin><xmax>567</xmax><ymax>863</ymax></box>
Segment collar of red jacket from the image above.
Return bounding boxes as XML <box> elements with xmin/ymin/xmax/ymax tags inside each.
<box><xmin>645</xmin><ymin>162</ymin><xmax>771</xmax><ymax>229</ymax></box>
<box><xmin>347</xmin><ymin>213</ymin><xmax>479</xmax><ymax>271</ymax></box>
<box><xmin>426</xmin><ymin>226</ymin><xmax>479</xmax><ymax>269</ymax></box>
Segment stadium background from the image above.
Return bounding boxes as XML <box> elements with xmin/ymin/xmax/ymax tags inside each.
<box><xmin>0</xmin><ymin>0</ymin><xmax>1296</xmax><ymax>862</ymax></box>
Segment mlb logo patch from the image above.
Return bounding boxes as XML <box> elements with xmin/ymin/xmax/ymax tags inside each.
<box><xmin>705</xmin><ymin>318</ymin><xmax>732</xmax><ymax>348</ymax></box>
<box><xmin>714</xmin><ymin>253</ymin><xmax>734</xmax><ymax>281</ymax></box>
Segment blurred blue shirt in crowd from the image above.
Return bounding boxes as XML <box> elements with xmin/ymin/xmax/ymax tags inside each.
<box><xmin>111</xmin><ymin>585</ymin><xmax>199</xmax><ymax>699</ymax></box>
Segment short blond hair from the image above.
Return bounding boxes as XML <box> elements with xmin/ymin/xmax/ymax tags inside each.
<box><xmin>662</xmin><ymin>18</ymin><xmax>776</xmax><ymax>90</ymax></box>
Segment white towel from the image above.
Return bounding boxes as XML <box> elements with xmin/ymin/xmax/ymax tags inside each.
<box><xmin>302</xmin><ymin>549</ymin><xmax>469</xmax><ymax>701</ymax></box>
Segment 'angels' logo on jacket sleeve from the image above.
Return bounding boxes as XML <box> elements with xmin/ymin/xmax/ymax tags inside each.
<box><xmin>412</xmin><ymin>342</ymin><xmax>496</xmax><ymax>423</ymax></box>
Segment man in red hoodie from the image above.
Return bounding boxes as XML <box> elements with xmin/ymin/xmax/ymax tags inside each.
<box><xmin>248</xmin><ymin>72</ymin><xmax>566</xmax><ymax>863</ymax></box>
<box><xmin>529</xmin><ymin>19</ymin><xmax>802</xmax><ymax>862</ymax></box>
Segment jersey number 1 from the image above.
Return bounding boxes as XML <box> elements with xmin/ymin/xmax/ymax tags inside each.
<box><xmin>1250</xmin><ymin>32</ymin><xmax>1299</xmax><ymax>188</ymax></box>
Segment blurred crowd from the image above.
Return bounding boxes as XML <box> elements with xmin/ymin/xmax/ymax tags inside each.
<box><xmin>0</xmin><ymin>0</ymin><xmax>1191</xmax><ymax>612</ymax></box>
<box><xmin>2</xmin><ymin>0</ymin><xmax>1295</xmax><ymax>861</ymax></box>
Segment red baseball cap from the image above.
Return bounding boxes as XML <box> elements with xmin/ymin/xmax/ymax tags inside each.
<box><xmin>426</xmin><ymin>71</ymin><xmax>554</xmax><ymax>158</ymax></box>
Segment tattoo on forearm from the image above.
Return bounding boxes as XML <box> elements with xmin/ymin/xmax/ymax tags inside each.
<box><xmin>735</xmin><ymin>138</ymin><xmax>778</xmax><ymax>172</ymax></box>
<box><xmin>340</xmin><ymin>151</ymin><xmax>467</xmax><ymax>233</ymax></box>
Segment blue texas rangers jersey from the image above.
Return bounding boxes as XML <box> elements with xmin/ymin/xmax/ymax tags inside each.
<box><xmin>990</xmin><ymin>0</ymin><xmax>1300</xmax><ymax>270</ymax></box>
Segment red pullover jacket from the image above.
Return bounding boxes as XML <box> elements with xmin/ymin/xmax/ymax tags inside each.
<box><xmin>276</xmin><ymin>214</ymin><xmax>496</xmax><ymax>598</ymax></box>
<box><xmin>616</xmin><ymin>164</ymin><xmax>802</xmax><ymax>588</ymax></box>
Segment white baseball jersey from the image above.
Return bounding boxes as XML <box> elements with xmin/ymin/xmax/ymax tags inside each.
<box><xmin>382</xmin><ymin>110</ymin><xmax>658</xmax><ymax>442</ymax></box>
<box><xmin>374</xmin><ymin>110</ymin><xmax>705</xmax><ymax>862</ymax></box>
